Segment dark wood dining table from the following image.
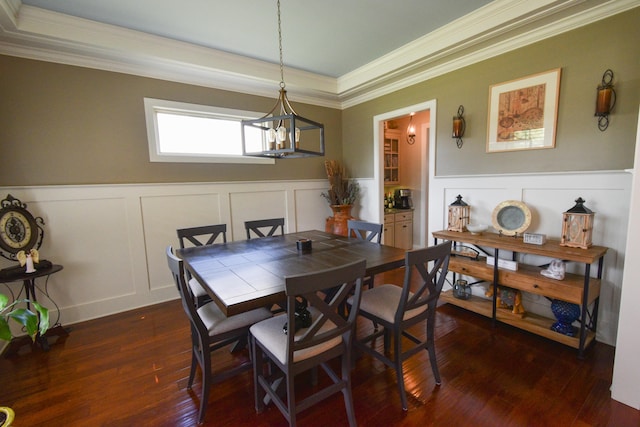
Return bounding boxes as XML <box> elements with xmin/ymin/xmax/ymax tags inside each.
<box><xmin>176</xmin><ymin>230</ymin><xmax>407</xmax><ymax>316</ymax></box>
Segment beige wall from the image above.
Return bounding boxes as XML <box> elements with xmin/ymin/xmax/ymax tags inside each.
<box><xmin>343</xmin><ymin>9</ymin><xmax>640</xmax><ymax>178</ymax></box>
<box><xmin>1</xmin><ymin>9</ymin><xmax>638</xmax><ymax>186</ymax></box>
<box><xmin>0</xmin><ymin>56</ymin><xmax>342</xmax><ymax>186</ymax></box>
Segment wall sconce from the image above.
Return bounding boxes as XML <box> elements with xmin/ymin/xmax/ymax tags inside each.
<box><xmin>406</xmin><ymin>113</ymin><xmax>416</xmax><ymax>145</ymax></box>
<box><xmin>452</xmin><ymin>105</ymin><xmax>465</xmax><ymax>148</ymax></box>
<box><xmin>595</xmin><ymin>69</ymin><xmax>616</xmax><ymax>131</ymax></box>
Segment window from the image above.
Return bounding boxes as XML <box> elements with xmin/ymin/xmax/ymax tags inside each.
<box><xmin>144</xmin><ymin>98</ymin><xmax>273</xmax><ymax>164</ymax></box>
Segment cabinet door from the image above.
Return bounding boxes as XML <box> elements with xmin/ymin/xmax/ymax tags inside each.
<box><xmin>384</xmin><ymin>130</ymin><xmax>400</xmax><ymax>184</ymax></box>
<box><xmin>394</xmin><ymin>220</ymin><xmax>413</xmax><ymax>249</ymax></box>
<box><xmin>383</xmin><ymin>222</ymin><xmax>394</xmax><ymax>246</ymax></box>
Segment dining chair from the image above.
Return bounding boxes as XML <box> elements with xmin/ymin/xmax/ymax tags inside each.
<box><xmin>349</xmin><ymin>241</ymin><xmax>452</xmax><ymax>411</ymax></box>
<box><xmin>347</xmin><ymin>219</ymin><xmax>383</xmax><ymax>287</ymax></box>
<box><xmin>177</xmin><ymin>224</ymin><xmax>227</xmax><ymax>307</ymax></box>
<box><xmin>347</xmin><ymin>219</ymin><xmax>383</xmax><ymax>243</ymax></box>
<box><xmin>250</xmin><ymin>259</ymin><xmax>367</xmax><ymax>427</ymax></box>
<box><xmin>165</xmin><ymin>246</ymin><xmax>272</xmax><ymax>424</ymax></box>
<box><xmin>244</xmin><ymin>217</ymin><xmax>285</xmax><ymax>239</ymax></box>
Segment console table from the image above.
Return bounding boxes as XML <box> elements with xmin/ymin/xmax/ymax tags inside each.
<box><xmin>1</xmin><ymin>263</ymin><xmax>65</xmax><ymax>352</ymax></box>
<box><xmin>433</xmin><ymin>230</ymin><xmax>607</xmax><ymax>358</ymax></box>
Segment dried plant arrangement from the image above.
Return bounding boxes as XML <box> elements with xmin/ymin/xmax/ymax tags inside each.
<box><xmin>321</xmin><ymin>160</ymin><xmax>360</xmax><ymax>206</ymax></box>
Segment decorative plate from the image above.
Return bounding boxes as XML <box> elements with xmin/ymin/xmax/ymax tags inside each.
<box><xmin>492</xmin><ymin>200</ymin><xmax>532</xmax><ymax>236</ymax></box>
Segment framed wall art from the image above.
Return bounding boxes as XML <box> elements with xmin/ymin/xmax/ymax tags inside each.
<box><xmin>486</xmin><ymin>68</ymin><xmax>561</xmax><ymax>153</ymax></box>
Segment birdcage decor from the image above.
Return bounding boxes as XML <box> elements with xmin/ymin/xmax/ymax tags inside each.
<box><xmin>560</xmin><ymin>197</ymin><xmax>594</xmax><ymax>249</ymax></box>
<box><xmin>448</xmin><ymin>195</ymin><xmax>470</xmax><ymax>232</ymax></box>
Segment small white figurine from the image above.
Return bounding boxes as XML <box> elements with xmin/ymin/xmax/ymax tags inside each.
<box><xmin>16</xmin><ymin>249</ymin><xmax>39</xmax><ymax>273</ymax></box>
<box><xmin>541</xmin><ymin>259</ymin><xmax>565</xmax><ymax>280</ymax></box>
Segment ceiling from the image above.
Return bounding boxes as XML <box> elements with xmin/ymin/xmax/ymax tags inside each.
<box><xmin>0</xmin><ymin>0</ymin><xmax>636</xmax><ymax>108</ymax></box>
<box><xmin>20</xmin><ymin>0</ymin><xmax>495</xmax><ymax>78</ymax></box>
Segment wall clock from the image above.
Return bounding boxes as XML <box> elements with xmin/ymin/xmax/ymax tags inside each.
<box><xmin>0</xmin><ymin>194</ymin><xmax>45</xmax><ymax>261</ymax></box>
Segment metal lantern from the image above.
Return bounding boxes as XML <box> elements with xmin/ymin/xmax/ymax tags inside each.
<box><xmin>560</xmin><ymin>197</ymin><xmax>594</xmax><ymax>249</ymax></box>
<box><xmin>453</xmin><ymin>279</ymin><xmax>472</xmax><ymax>300</ymax></box>
<box><xmin>448</xmin><ymin>195</ymin><xmax>470</xmax><ymax>232</ymax></box>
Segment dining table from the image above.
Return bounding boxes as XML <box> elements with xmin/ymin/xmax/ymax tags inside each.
<box><xmin>176</xmin><ymin>230</ymin><xmax>407</xmax><ymax>316</ymax></box>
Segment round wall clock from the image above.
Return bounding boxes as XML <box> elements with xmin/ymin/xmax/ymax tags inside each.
<box><xmin>0</xmin><ymin>194</ymin><xmax>45</xmax><ymax>261</ymax></box>
<box><xmin>492</xmin><ymin>200</ymin><xmax>532</xmax><ymax>236</ymax></box>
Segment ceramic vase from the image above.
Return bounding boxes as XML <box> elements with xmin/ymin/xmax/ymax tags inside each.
<box><xmin>325</xmin><ymin>204</ymin><xmax>354</xmax><ymax>236</ymax></box>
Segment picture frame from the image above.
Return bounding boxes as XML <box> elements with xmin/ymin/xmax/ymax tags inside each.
<box><xmin>486</xmin><ymin>68</ymin><xmax>561</xmax><ymax>153</ymax></box>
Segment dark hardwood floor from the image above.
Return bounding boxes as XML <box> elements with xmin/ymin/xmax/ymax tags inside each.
<box><xmin>1</xmin><ymin>268</ymin><xmax>638</xmax><ymax>427</ymax></box>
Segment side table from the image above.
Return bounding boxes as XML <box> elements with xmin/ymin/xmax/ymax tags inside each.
<box><xmin>1</xmin><ymin>263</ymin><xmax>67</xmax><ymax>354</ymax></box>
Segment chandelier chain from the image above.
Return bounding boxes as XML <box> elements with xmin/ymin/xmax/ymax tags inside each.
<box><xmin>277</xmin><ymin>0</ymin><xmax>285</xmax><ymax>89</ymax></box>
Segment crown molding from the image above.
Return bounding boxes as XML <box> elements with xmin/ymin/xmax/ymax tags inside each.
<box><xmin>0</xmin><ymin>0</ymin><xmax>637</xmax><ymax>110</ymax></box>
<box><xmin>341</xmin><ymin>0</ymin><xmax>640</xmax><ymax>108</ymax></box>
<box><xmin>337</xmin><ymin>0</ymin><xmax>575</xmax><ymax>95</ymax></box>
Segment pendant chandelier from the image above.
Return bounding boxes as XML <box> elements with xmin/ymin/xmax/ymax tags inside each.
<box><xmin>241</xmin><ymin>0</ymin><xmax>325</xmax><ymax>158</ymax></box>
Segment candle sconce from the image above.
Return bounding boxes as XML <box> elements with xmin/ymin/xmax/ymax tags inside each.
<box><xmin>452</xmin><ymin>105</ymin><xmax>465</xmax><ymax>148</ymax></box>
<box><xmin>595</xmin><ymin>69</ymin><xmax>616</xmax><ymax>131</ymax></box>
<box><xmin>406</xmin><ymin>113</ymin><xmax>416</xmax><ymax>145</ymax></box>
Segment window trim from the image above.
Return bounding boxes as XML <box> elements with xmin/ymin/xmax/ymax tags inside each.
<box><xmin>144</xmin><ymin>98</ymin><xmax>274</xmax><ymax>164</ymax></box>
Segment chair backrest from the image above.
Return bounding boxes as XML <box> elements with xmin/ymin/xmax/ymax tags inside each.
<box><xmin>245</xmin><ymin>218</ymin><xmax>285</xmax><ymax>239</ymax></box>
<box><xmin>165</xmin><ymin>246</ymin><xmax>208</xmax><ymax>340</ymax></box>
<box><xmin>347</xmin><ymin>220</ymin><xmax>383</xmax><ymax>243</ymax></box>
<box><xmin>396</xmin><ymin>241</ymin><xmax>452</xmax><ymax>324</ymax></box>
<box><xmin>177</xmin><ymin>224</ymin><xmax>227</xmax><ymax>248</ymax></box>
<box><xmin>284</xmin><ymin>259</ymin><xmax>366</xmax><ymax>363</ymax></box>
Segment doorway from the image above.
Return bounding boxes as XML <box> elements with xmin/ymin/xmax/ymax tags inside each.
<box><xmin>373</xmin><ymin>100</ymin><xmax>436</xmax><ymax>248</ymax></box>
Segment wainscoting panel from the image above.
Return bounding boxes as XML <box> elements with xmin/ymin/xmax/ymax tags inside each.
<box><xmin>0</xmin><ymin>180</ymin><xmax>328</xmax><ymax>331</ymax></box>
<box><xmin>141</xmin><ymin>192</ymin><xmax>224</xmax><ymax>292</ymax></box>
<box><xmin>229</xmin><ymin>189</ymin><xmax>288</xmax><ymax>239</ymax></box>
<box><xmin>294</xmin><ymin>187</ymin><xmax>332</xmax><ymax>232</ymax></box>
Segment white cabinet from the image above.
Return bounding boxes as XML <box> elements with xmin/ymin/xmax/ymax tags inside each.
<box><xmin>384</xmin><ymin>210</ymin><xmax>413</xmax><ymax>249</ymax></box>
<box><xmin>383</xmin><ymin>214</ymin><xmax>395</xmax><ymax>246</ymax></box>
<box><xmin>394</xmin><ymin>211</ymin><xmax>413</xmax><ymax>249</ymax></box>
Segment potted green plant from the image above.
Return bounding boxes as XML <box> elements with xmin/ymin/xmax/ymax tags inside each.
<box><xmin>0</xmin><ymin>293</ymin><xmax>49</xmax><ymax>343</ymax></box>
<box><xmin>1</xmin><ymin>293</ymin><xmax>48</xmax><ymax>426</ymax></box>
<box><xmin>321</xmin><ymin>160</ymin><xmax>360</xmax><ymax>236</ymax></box>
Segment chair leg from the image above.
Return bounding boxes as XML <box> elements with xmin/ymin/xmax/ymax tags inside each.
<box><xmin>341</xmin><ymin>352</ymin><xmax>357</xmax><ymax>427</ymax></box>
<box><xmin>198</xmin><ymin>348</ymin><xmax>212</xmax><ymax>423</ymax></box>
<box><xmin>427</xmin><ymin>340</ymin><xmax>441</xmax><ymax>385</ymax></box>
<box><xmin>394</xmin><ymin>333</ymin><xmax>409</xmax><ymax>411</ymax></box>
<box><xmin>426</xmin><ymin>317</ymin><xmax>442</xmax><ymax>385</ymax></box>
<box><xmin>187</xmin><ymin>350</ymin><xmax>197</xmax><ymax>388</ymax></box>
<box><xmin>287</xmin><ymin>370</ymin><xmax>297</xmax><ymax>427</ymax></box>
<box><xmin>252</xmin><ymin>338</ymin><xmax>266</xmax><ymax>413</ymax></box>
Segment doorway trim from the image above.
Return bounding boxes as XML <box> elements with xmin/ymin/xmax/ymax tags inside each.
<box><xmin>373</xmin><ymin>99</ymin><xmax>437</xmax><ymax>248</ymax></box>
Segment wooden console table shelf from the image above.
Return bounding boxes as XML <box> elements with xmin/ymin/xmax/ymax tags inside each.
<box><xmin>433</xmin><ymin>230</ymin><xmax>608</xmax><ymax>357</ymax></box>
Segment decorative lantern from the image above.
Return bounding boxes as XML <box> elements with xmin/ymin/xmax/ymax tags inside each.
<box><xmin>448</xmin><ymin>195</ymin><xmax>470</xmax><ymax>232</ymax></box>
<box><xmin>560</xmin><ymin>197</ymin><xmax>594</xmax><ymax>249</ymax></box>
<box><xmin>453</xmin><ymin>279</ymin><xmax>471</xmax><ymax>300</ymax></box>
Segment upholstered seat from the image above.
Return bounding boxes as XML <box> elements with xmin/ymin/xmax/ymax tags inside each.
<box><xmin>355</xmin><ymin>284</ymin><xmax>427</xmax><ymax>323</ymax></box>
<box><xmin>249</xmin><ymin>307</ymin><xmax>340</xmax><ymax>364</ymax></box>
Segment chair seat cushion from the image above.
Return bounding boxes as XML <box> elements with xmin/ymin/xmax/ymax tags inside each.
<box><xmin>250</xmin><ymin>307</ymin><xmax>341</xmax><ymax>365</ymax></box>
<box><xmin>350</xmin><ymin>284</ymin><xmax>427</xmax><ymax>324</ymax></box>
<box><xmin>188</xmin><ymin>277</ymin><xmax>208</xmax><ymax>298</ymax></box>
<box><xmin>197</xmin><ymin>302</ymin><xmax>272</xmax><ymax>337</ymax></box>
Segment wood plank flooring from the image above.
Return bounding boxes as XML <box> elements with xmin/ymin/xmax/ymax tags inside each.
<box><xmin>1</xmin><ymin>269</ymin><xmax>638</xmax><ymax>426</ymax></box>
